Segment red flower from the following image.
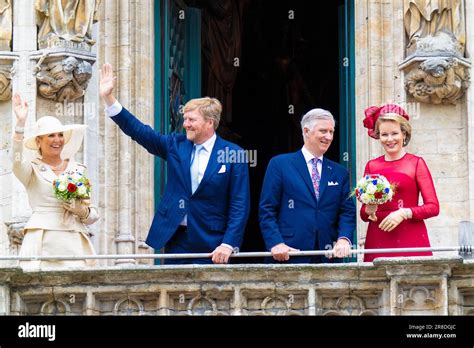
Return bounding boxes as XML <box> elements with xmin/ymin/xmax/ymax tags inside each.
<box><xmin>67</xmin><ymin>183</ymin><xmax>77</xmax><ymax>192</ymax></box>
<box><xmin>374</xmin><ymin>192</ymin><xmax>383</xmax><ymax>199</ymax></box>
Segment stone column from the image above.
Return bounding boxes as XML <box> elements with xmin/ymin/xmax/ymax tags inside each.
<box><xmin>0</xmin><ymin>0</ymin><xmax>36</xmax><ymax>265</ymax></box>
<box><xmin>0</xmin><ymin>283</ymin><xmax>9</xmax><ymax>315</ymax></box>
<box><xmin>96</xmin><ymin>0</ymin><xmax>154</xmax><ymax>264</ymax></box>
<box><xmin>466</xmin><ymin>1</ymin><xmax>474</xmax><ymax>226</ymax></box>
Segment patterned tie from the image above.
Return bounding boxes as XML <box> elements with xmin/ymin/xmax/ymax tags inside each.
<box><xmin>190</xmin><ymin>144</ymin><xmax>204</xmax><ymax>194</ymax></box>
<box><xmin>311</xmin><ymin>158</ymin><xmax>321</xmax><ymax>199</ymax></box>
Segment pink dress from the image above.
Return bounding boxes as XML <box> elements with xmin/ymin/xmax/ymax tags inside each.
<box><xmin>360</xmin><ymin>153</ymin><xmax>440</xmax><ymax>262</ymax></box>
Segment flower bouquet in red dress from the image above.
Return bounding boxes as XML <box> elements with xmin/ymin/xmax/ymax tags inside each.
<box><xmin>353</xmin><ymin>174</ymin><xmax>396</xmax><ymax>220</ymax></box>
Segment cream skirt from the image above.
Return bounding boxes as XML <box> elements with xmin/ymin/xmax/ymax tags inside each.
<box><xmin>18</xmin><ymin>229</ymin><xmax>96</xmax><ymax>270</ymax></box>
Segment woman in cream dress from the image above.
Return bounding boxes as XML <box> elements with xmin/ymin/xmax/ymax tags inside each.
<box><xmin>12</xmin><ymin>94</ymin><xmax>99</xmax><ymax>269</ymax></box>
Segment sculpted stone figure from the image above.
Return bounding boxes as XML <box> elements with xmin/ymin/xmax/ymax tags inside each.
<box><xmin>35</xmin><ymin>56</ymin><xmax>79</xmax><ymax>100</ymax></box>
<box><xmin>35</xmin><ymin>0</ymin><xmax>101</xmax><ymax>47</ymax></box>
<box><xmin>0</xmin><ymin>65</ymin><xmax>11</xmax><ymax>101</ymax></box>
<box><xmin>0</xmin><ymin>0</ymin><xmax>12</xmax><ymax>50</ymax></box>
<box><xmin>405</xmin><ymin>57</ymin><xmax>470</xmax><ymax>104</ymax></box>
<box><xmin>58</xmin><ymin>60</ymin><xmax>92</xmax><ymax>101</ymax></box>
<box><xmin>404</xmin><ymin>0</ymin><xmax>465</xmax><ymax>55</ymax></box>
<box><xmin>5</xmin><ymin>222</ymin><xmax>25</xmax><ymax>249</ymax></box>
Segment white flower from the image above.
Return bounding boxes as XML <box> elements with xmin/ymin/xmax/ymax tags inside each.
<box><xmin>78</xmin><ymin>186</ymin><xmax>87</xmax><ymax>195</ymax></box>
<box><xmin>366</xmin><ymin>183</ymin><xmax>377</xmax><ymax>194</ymax></box>
<box><xmin>72</xmin><ymin>173</ymin><xmax>82</xmax><ymax>180</ymax></box>
<box><xmin>360</xmin><ymin>193</ymin><xmax>370</xmax><ymax>204</ymax></box>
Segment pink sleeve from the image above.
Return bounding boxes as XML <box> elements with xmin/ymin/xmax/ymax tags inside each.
<box><xmin>359</xmin><ymin>162</ymin><xmax>371</xmax><ymax>222</ymax></box>
<box><xmin>411</xmin><ymin>157</ymin><xmax>440</xmax><ymax>220</ymax></box>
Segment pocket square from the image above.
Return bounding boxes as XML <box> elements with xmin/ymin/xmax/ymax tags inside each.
<box><xmin>218</xmin><ymin>165</ymin><xmax>226</xmax><ymax>174</ymax></box>
<box><xmin>328</xmin><ymin>181</ymin><xmax>339</xmax><ymax>186</ymax></box>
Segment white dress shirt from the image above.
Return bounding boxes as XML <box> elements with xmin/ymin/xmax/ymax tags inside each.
<box><xmin>181</xmin><ymin>133</ymin><xmax>216</xmax><ymax>225</ymax></box>
<box><xmin>301</xmin><ymin>146</ymin><xmax>323</xmax><ymax>178</ymax></box>
<box><xmin>300</xmin><ymin>146</ymin><xmax>351</xmax><ymax>246</ymax></box>
<box><xmin>105</xmin><ymin>100</ymin><xmax>123</xmax><ymax>116</ymax></box>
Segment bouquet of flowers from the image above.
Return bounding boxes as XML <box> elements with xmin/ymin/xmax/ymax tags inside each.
<box><xmin>52</xmin><ymin>170</ymin><xmax>91</xmax><ymax>202</ymax></box>
<box><xmin>353</xmin><ymin>174</ymin><xmax>395</xmax><ymax>205</ymax></box>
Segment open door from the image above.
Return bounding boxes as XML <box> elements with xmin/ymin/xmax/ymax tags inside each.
<box><xmin>154</xmin><ymin>0</ymin><xmax>356</xmax><ymax>262</ymax></box>
<box><xmin>154</xmin><ymin>0</ymin><xmax>202</xmax><ymax>262</ymax></box>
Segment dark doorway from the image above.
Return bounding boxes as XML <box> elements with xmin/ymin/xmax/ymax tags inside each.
<box><xmin>205</xmin><ymin>0</ymin><xmax>345</xmax><ymax>261</ymax></box>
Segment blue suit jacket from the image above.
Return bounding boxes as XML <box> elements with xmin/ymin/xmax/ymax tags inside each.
<box><xmin>259</xmin><ymin>150</ymin><xmax>356</xmax><ymax>262</ymax></box>
<box><xmin>111</xmin><ymin>107</ymin><xmax>250</xmax><ymax>252</ymax></box>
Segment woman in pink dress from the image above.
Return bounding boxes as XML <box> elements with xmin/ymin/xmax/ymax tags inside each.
<box><xmin>360</xmin><ymin>104</ymin><xmax>439</xmax><ymax>262</ymax></box>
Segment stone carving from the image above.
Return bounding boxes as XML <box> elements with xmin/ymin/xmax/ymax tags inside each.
<box><xmin>4</xmin><ymin>221</ymin><xmax>26</xmax><ymax>254</ymax></box>
<box><xmin>401</xmin><ymin>1</ymin><xmax>470</xmax><ymax>104</ymax></box>
<box><xmin>0</xmin><ymin>0</ymin><xmax>11</xmax><ymax>50</ymax></box>
<box><xmin>404</xmin><ymin>0</ymin><xmax>465</xmax><ymax>56</ymax></box>
<box><xmin>322</xmin><ymin>295</ymin><xmax>378</xmax><ymax>316</ymax></box>
<box><xmin>401</xmin><ymin>286</ymin><xmax>438</xmax><ymax>313</ymax></box>
<box><xmin>57</xmin><ymin>60</ymin><xmax>93</xmax><ymax>101</ymax></box>
<box><xmin>405</xmin><ymin>56</ymin><xmax>470</xmax><ymax>104</ymax></box>
<box><xmin>0</xmin><ymin>64</ymin><xmax>11</xmax><ymax>101</ymax></box>
<box><xmin>40</xmin><ymin>299</ymin><xmax>71</xmax><ymax>315</ymax></box>
<box><xmin>34</xmin><ymin>56</ymin><xmax>93</xmax><ymax>102</ymax></box>
<box><xmin>113</xmin><ymin>296</ymin><xmax>144</xmax><ymax>315</ymax></box>
<box><xmin>35</xmin><ymin>0</ymin><xmax>101</xmax><ymax>49</ymax></box>
<box><xmin>187</xmin><ymin>294</ymin><xmax>221</xmax><ymax>315</ymax></box>
<box><xmin>259</xmin><ymin>295</ymin><xmax>303</xmax><ymax>316</ymax></box>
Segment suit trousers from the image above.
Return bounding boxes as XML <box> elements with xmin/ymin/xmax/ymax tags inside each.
<box><xmin>163</xmin><ymin>226</ymin><xmax>213</xmax><ymax>265</ymax></box>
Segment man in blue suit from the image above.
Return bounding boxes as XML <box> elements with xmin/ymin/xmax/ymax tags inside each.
<box><xmin>99</xmin><ymin>63</ymin><xmax>250</xmax><ymax>264</ymax></box>
<box><xmin>259</xmin><ymin>108</ymin><xmax>356</xmax><ymax>263</ymax></box>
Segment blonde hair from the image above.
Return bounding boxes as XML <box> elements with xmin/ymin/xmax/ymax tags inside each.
<box><xmin>183</xmin><ymin>97</ymin><xmax>222</xmax><ymax>130</ymax></box>
<box><xmin>374</xmin><ymin>113</ymin><xmax>412</xmax><ymax>146</ymax></box>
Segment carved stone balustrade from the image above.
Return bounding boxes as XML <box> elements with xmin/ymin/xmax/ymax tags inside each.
<box><xmin>0</xmin><ymin>257</ymin><xmax>473</xmax><ymax>315</ymax></box>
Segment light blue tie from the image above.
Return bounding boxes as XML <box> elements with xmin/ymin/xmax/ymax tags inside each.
<box><xmin>190</xmin><ymin>144</ymin><xmax>204</xmax><ymax>194</ymax></box>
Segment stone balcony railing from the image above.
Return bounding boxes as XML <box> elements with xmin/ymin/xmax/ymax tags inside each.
<box><xmin>0</xmin><ymin>257</ymin><xmax>473</xmax><ymax>316</ymax></box>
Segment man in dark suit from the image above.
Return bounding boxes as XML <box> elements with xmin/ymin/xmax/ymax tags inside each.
<box><xmin>259</xmin><ymin>108</ymin><xmax>356</xmax><ymax>263</ymax></box>
<box><xmin>99</xmin><ymin>63</ymin><xmax>250</xmax><ymax>264</ymax></box>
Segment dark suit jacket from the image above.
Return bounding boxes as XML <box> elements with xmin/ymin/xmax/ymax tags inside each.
<box><xmin>111</xmin><ymin>107</ymin><xmax>250</xmax><ymax>252</ymax></box>
<box><xmin>259</xmin><ymin>150</ymin><xmax>356</xmax><ymax>263</ymax></box>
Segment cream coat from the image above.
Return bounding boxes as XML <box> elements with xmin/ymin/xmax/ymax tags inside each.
<box><xmin>12</xmin><ymin>139</ymin><xmax>99</xmax><ymax>230</ymax></box>
<box><xmin>12</xmin><ymin>138</ymin><xmax>98</xmax><ymax>268</ymax></box>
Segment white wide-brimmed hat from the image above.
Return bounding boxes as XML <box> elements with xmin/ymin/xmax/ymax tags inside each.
<box><xmin>24</xmin><ymin>116</ymin><xmax>87</xmax><ymax>160</ymax></box>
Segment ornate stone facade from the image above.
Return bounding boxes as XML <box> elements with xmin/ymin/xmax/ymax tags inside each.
<box><xmin>400</xmin><ymin>0</ymin><xmax>471</xmax><ymax>104</ymax></box>
<box><xmin>0</xmin><ymin>0</ymin><xmax>473</xmax><ymax>318</ymax></box>
<box><xmin>0</xmin><ymin>257</ymin><xmax>473</xmax><ymax>315</ymax></box>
